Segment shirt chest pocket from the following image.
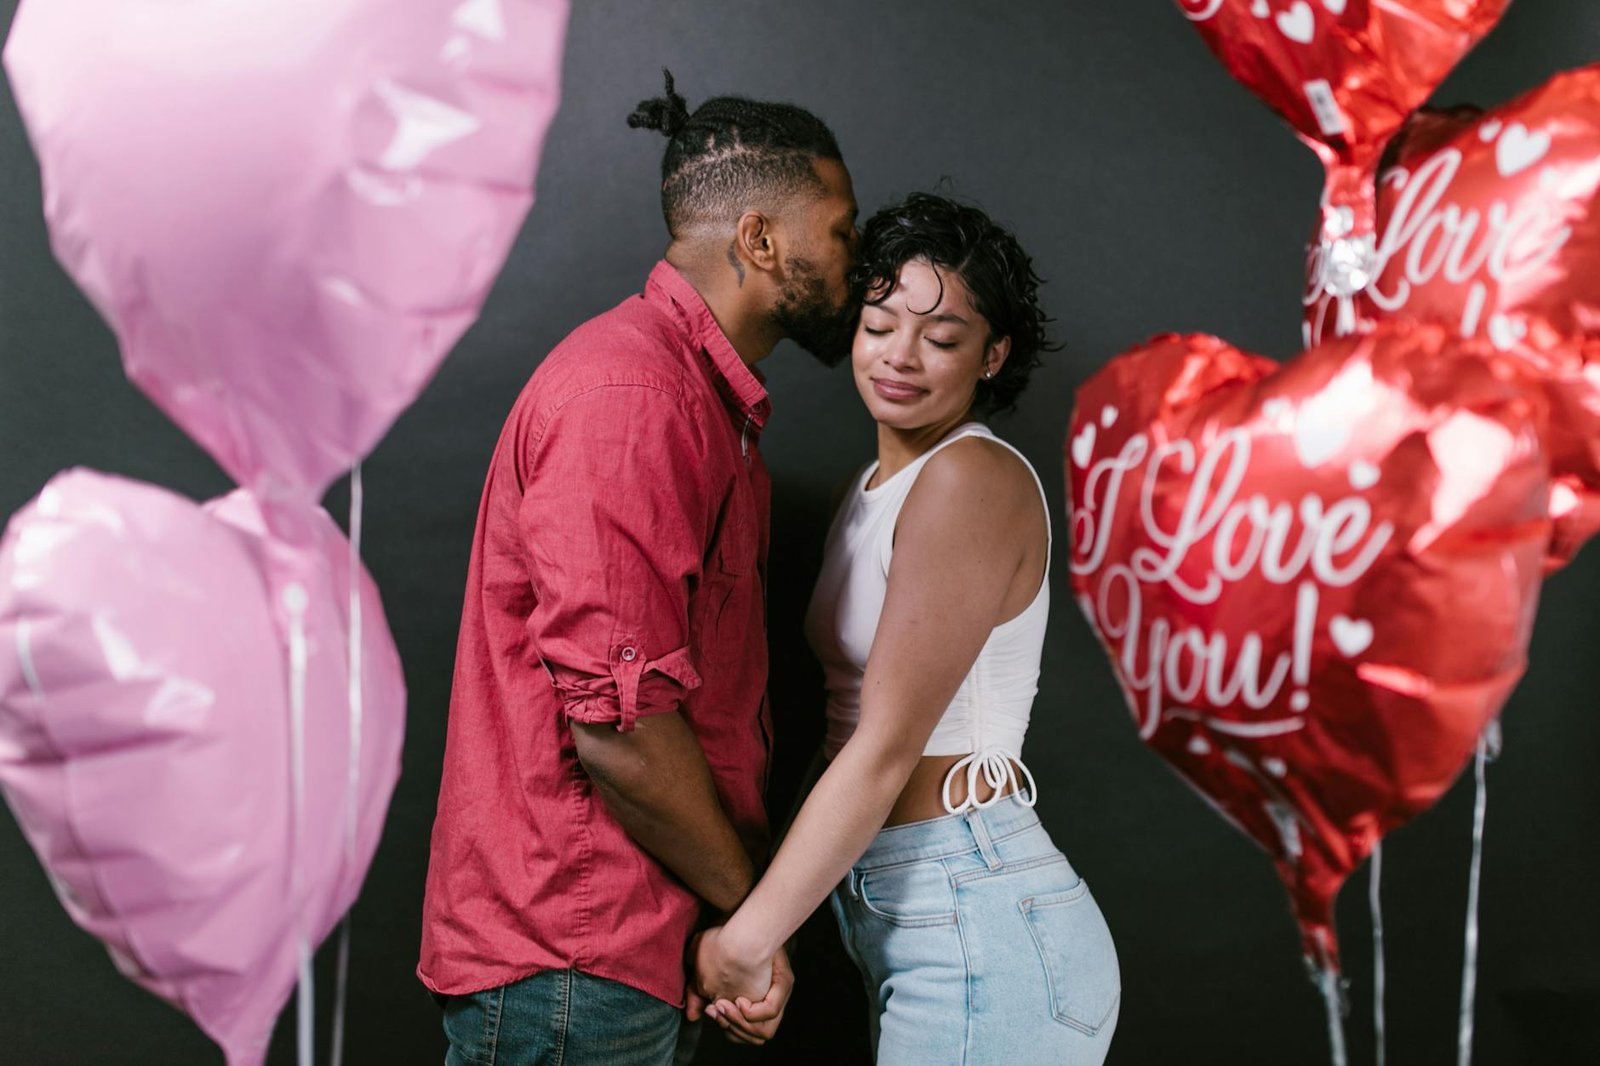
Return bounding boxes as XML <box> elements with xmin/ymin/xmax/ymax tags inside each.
<box><xmin>698</xmin><ymin>493</ymin><xmax>760</xmax><ymax>665</ymax></box>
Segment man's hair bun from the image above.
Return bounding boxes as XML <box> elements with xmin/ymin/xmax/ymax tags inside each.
<box><xmin>627</xmin><ymin>68</ymin><xmax>691</xmax><ymax>138</ymax></box>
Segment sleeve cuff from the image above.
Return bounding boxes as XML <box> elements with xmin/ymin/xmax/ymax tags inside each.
<box><xmin>553</xmin><ymin>641</ymin><xmax>703</xmax><ymax>732</ymax></box>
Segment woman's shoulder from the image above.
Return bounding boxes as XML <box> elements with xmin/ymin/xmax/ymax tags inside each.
<box><xmin>924</xmin><ymin>431</ymin><xmax>1037</xmax><ymax>488</ymax></box>
<box><xmin>890</xmin><ymin>432</ymin><xmax>1044</xmax><ymax>578</ymax></box>
<box><xmin>910</xmin><ymin>432</ymin><xmax>1040</xmax><ymax>519</ymax></box>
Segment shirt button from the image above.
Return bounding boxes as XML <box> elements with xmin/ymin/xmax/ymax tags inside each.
<box><xmin>620</xmin><ymin>647</ymin><xmax>637</xmax><ymax>662</ymax></box>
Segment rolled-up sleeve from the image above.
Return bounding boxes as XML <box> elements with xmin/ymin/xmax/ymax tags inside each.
<box><xmin>519</xmin><ymin>384</ymin><xmax>708</xmax><ymax>731</ymax></box>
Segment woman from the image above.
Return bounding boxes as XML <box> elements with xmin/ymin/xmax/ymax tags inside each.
<box><xmin>692</xmin><ymin>193</ymin><xmax>1120</xmax><ymax>1065</ymax></box>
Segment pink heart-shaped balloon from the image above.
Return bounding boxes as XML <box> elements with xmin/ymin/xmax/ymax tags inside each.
<box><xmin>1066</xmin><ymin>324</ymin><xmax>1549</xmax><ymax>968</ymax></box>
<box><xmin>1307</xmin><ymin>65</ymin><xmax>1600</xmax><ymax>566</ymax></box>
<box><xmin>2</xmin><ymin>0</ymin><xmax>569</xmax><ymax>501</ymax></box>
<box><xmin>0</xmin><ymin>470</ymin><xmax>405</xmax><ymax>1065</ymax></box>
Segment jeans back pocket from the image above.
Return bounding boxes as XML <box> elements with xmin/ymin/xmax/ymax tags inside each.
<box><xmin>1020</xmin><ymin>881</ymin><xmax>1121</xmax><ymax>1036</ymax></box>
<box><xmin>441</xmin><ymin>984</ymin><xmax>504</xmax><ymax>1066</ymax></box>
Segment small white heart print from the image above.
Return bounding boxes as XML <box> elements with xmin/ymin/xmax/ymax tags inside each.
<box><xmin>1488</xmin><ymin>313</ymin><xmax>1527</xmax><ymax>351</ymax></box>
<box><xmin>1277</xmin><ymin>1</ymin><xmax>1316</xmax><ymax>43</ymax></box>
<box><xmin>1071</xmin><ymin>423</ymin><xmax>1097</xmax><ymax>468</ymax></box>
<box><xmin>1348</xmin><ymin>461</ymin><xmax>1380</xmax><ymax>490</ymax></box>
<box><xmin>1330</xmin><ymin>615</ymin><xmax>1374</xmax><ymax>657</ymax></box>
<box><xmin>1496</xmin><ymin>123</ymin><xmax>1551</xmax><ymax>177</ymax></box>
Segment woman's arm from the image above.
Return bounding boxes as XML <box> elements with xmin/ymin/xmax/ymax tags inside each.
<box><xmin>693</xmin><ymin>438</ymin><xmax>1043</xmax><ymax>1004</ymax></box>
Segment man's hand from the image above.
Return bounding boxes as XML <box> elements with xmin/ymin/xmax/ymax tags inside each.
<box><xmin>688</xmin><ymin>928</ymin><xmax>794</xmax><ymax>1045</ymax></box>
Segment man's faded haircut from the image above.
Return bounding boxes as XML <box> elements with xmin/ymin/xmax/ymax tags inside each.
<box><xmin>628</xmin><ymin>69</ymin><xmax>843</xmax><ymax>238</ymax></box>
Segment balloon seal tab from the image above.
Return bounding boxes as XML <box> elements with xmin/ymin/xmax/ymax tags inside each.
<box><xmin>1320</xmin><ymin>233</ymin><xmax>1377</xmax><ymax>299</ymax></box>
<box><xmin>282</xmin><ymin>582</ymin><xmax>310</xmax><ymax>616</ymax></box>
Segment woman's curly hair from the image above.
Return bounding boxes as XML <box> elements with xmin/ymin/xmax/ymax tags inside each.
<box><xmin>850</xmin><ymin>192</ymin><xmax>1057</xmax><ymax>416</ymax></box>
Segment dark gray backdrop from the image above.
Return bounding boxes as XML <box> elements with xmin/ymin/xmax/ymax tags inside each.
<box><xmin>3</xmin><ymin>2</ymin><xmax>1599</xmax><ymax>1063</ymax></box>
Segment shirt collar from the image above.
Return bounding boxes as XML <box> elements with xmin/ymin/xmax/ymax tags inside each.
<box><xmin>646</xmin><ymin>261</ymin><xmax>771</xmax><ymax>432</ymax></box>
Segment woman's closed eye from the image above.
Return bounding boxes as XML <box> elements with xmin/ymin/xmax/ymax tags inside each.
<box><xmin>863</xmin><ymin>324</ymin><xmax>958</xmax><ymax>348</ymax></box>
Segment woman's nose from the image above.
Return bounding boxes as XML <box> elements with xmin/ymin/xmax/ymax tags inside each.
<box><xmin>882</xmin><ymin>334</ymin><xmax>918</xmax><ymax>371</ymax></box>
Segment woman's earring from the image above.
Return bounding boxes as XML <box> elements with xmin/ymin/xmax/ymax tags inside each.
<box><xmin>982</xmin><ymin>367</ymin><xmax>995</xmax><ymax>380</ymax></box>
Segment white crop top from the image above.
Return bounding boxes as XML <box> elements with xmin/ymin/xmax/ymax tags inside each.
<box><xmin>803</xmin><ymin>422</ymin><xmax>1050</xmax><ymax>814</ymax></box>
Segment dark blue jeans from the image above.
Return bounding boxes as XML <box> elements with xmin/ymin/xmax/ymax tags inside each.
<box><xmin>440</xmin><ymin>968</ymin><xmax>699</xmax><ymax>1066</ymax></box>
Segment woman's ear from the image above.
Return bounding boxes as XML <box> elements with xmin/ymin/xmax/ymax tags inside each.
<box><xmin>982</xmin><ymin>334</ymin><xmax>1013</xmax><ymax>378</ymax></box>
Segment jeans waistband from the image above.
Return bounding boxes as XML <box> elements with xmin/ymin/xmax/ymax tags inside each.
<box><xmin>854</xmin><ymin>795</ymin><xmax>1041</xmax><ymax>872</ymax></box>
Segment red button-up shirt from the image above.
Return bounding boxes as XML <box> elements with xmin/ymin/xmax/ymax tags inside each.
<box><xmin>419</xmin><ymin>262</ymin><xmax>773</xmax><ymax>1006</ymax></box>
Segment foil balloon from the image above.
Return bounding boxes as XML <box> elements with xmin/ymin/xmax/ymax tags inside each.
<box><xmin>1066</xmin><ymin>324</ymin><xmax>1548</xmax><ymax>974</ymax></box>
<box><xmin>1176</xmin><ymin>1</ymin><xmax>1510</xmax><ymax>324</ymax></box>
<box><xmin>0</xmin><ymin>470</ymin><xmax>406</xmax><ymax>1066</ymax></box>
<box><xmin>2</xmin><ymin>0</ymin><xmax>570</xmax><ymax>504</ymax></box>
<box><xmin>1302</xmin><ymin>103</ymin><xmax>1486</xmax><ymax>346</ymax></box>
<box><xmin>1314</xmin><ymin>66</ymin><xmax>1600</xmax><ymax>566</ymax></box>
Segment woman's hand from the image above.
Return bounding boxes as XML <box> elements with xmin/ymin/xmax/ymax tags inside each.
<box><xmin>690</xmin><ymin>924</ymin><xmax>773</xmax><ymax>1003</ymax></box>
<box><xmin>705</xmin><ymin>946</ymin><xmax>794</xmax><ymax>1046</ymax></box>
<box><xmin>688</xmin><ymin>927</ymin><xmax>792</xmax><ymax>1044</ymax></box>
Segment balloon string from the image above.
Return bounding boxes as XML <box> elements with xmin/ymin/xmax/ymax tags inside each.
<box><xmin>331</xmin><ymin>463</ymin><xmax>365</xmax><ymax>1066</ymax></box>
<box><xmin>1318</xmin><ymin>958</ymin><xmax>1349</xmax><ymax>1066</ymax></box>
<box><xmin>1371</xmin><ymin>841</ymin><xmax>1386</xmax><ymax>1066</ymax></box>
<box><xmin>1458</xmin><ymin>731</ymin><xmax>1492</xmax><ymax>1066</ymax></box>
<box><xmin>331</xmin><ymin>923</ymin><xmax>351</xmax><ymax>1066</ymax></box>
<box><xmin>297</xmin><ymin>938</ymin><xmax>315</xmax><ymax>1066</ymax></box>
<box><xmin>346</xmin><ymin>463</ymin><xmax>364</xmax><ymax>872</ymax></box>
<box><xmin>284</xmin><ymin>583</ymin><xmax>314</xmax><ymax>1066</ymax></box>
<box><xmin>1335</xmin><ymin>294</ymin><xmax>1356</xmax><ymax>337</ymax></box>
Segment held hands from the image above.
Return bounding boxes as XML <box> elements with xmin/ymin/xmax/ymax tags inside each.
<box><xmin>686</xmin><ymin>926</ymin><xmax>794</xmax><ymax>1046</ymax></box>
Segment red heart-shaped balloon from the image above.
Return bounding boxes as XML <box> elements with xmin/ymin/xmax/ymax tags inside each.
<box><xmin>1066</xmin><ymin>324</ymin><xmax>1549</xmax><ymax>967</ymax></box>
<box><xmin>1175</xmin><ymin>0</ymin><xmax>1510</xmax><ymax>168</ymax></box>
<box><xmin>1177</xmin><ymin>0</ymin><xmax>1511</xmax><ymax>301</ymax></box>
<box><xmin>1307</xmin><ymin>65</ymin><xmax>1600</xmax><ymax>566</ymax></box>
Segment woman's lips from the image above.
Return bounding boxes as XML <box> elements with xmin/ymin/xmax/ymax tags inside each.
<box><xmin>871</xmin><ymin>378</ymin><xmax>926</xmax><ymax>401</ymax></box>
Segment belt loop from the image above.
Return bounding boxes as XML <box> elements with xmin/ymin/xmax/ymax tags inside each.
<box><xmin>846</xmin><ymin>868</ymin><xmax>860</xmax><ymax>900</ymax></box>
<box><xmin>967</xmin><ymin>809</ymin><xmax>1002</xmax><ymax>871</ymax></box>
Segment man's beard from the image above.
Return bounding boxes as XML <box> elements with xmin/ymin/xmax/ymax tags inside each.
<box><xmin>773</xmin><ymin>255</ymin><xmax>857</xmax><ymax>367</ymax></box>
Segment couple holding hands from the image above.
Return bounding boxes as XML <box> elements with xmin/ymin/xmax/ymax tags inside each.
<box><xmin>418</xmin><ymin>74</ymin><xmax>1120</xmax><ymax>1066</ymax></box>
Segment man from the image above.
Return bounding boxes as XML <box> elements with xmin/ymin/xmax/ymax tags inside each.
<box><xmin>419</xmin><ymin>70</ymin><xmax>859</xmax><ymax>1066</ymax></box>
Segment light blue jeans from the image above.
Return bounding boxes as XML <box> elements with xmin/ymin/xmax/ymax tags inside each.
<box><xmin>829</xmin><ymin>798</ymin><xmax>1120</xmax><ymax>1065</ymax></box>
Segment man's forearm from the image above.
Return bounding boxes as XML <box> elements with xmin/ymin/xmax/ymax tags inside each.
<box><xmin>573</xmin><ymin>712</ymin><xmax>756</xmax><ymax>913</ymax></box>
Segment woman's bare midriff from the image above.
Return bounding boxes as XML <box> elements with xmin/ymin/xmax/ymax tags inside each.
<box><xmin>884</xmin><ymin>754</ymin><xmax>1026</xmax><ymax>826</ymax></box>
